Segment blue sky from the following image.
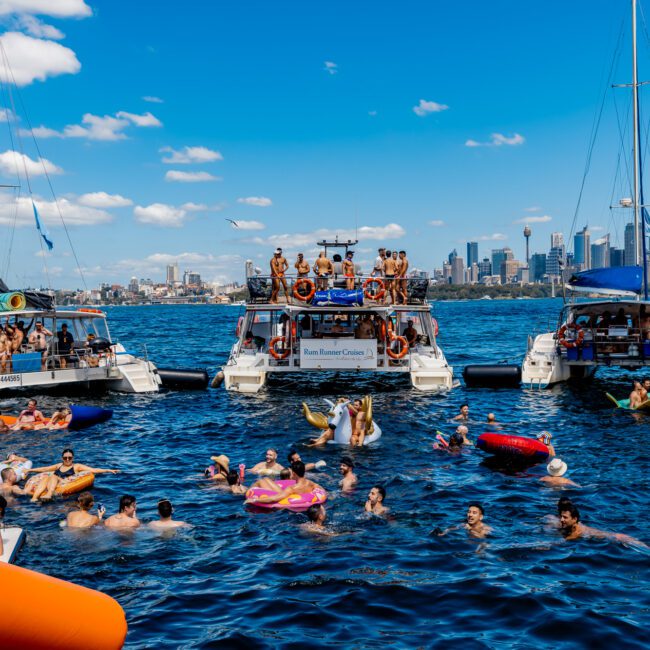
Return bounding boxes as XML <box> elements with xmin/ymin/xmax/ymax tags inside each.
<box><xmin>0</xmin><ymin>0</ymin><xmax>646</xmax><ymax>287</ymax></box>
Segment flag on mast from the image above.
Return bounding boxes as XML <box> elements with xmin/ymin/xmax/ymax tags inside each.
<box><xmin>32</xmin><ymin>200</ymin><xmax>53</xmax><ymax>250</ymax></box>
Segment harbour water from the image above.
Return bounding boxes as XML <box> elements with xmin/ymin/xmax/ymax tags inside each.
<box><xmin>2</xmin><ymin>299</ymin><xmax>649</xmax><ymax>648</ymax></box>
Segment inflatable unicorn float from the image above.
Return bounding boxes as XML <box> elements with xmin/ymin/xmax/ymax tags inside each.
<box><xmin>302</xmin><ymin>396</ymin><xmax>382</xmax><ymax>445</ymax></box>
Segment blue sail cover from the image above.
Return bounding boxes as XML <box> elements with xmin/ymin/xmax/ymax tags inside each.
<box><xmin>567</xmin><ymin>266</ymin><xmax>643</xmax><ymax>296</ymax></box>
<box><xmin>312</xmin><ymin>289</ymin><xmax>364</xmax><ymax>306</ymax></box>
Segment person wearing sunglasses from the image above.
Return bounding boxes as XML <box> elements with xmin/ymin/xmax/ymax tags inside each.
<box><xmin>24</xmin><ymin>448</ymin><xmax>119</xmax><ymax>502</ymax></box>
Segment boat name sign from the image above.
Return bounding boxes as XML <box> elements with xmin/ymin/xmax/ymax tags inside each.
<box><xmin>300</xmin><ymin>339</ymin><xmax>377</xmax><ymax>369</ymax></box>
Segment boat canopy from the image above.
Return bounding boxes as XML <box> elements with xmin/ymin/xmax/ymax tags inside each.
<box><xmin>566</xmin><ymin>266</ymin><xmax>643</xmax><ymax>297</ymax></box>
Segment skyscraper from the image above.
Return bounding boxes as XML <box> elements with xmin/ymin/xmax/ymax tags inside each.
<box><xmin>166</xmin><ymin>263</ymin><xmax>179</xmax><ymax>285</ymax></box>
<box><xmin>551</xmin><ymin>232</ymin><xmax>564</xmax><ymax>249</ymax></box>
<box><xmin>546</xmin><ymin>246</ymin><xmax>565</xmax><ymax>278</ymax></box>
<box><xmin>590</xmin><ymin>235</ymin><xmax>610</xmax><ymax>269</ymax></box>
<box><xmin>466</xmin><ymin>242</ymin><xmax>479</xmax><ymax>268</ymax></box>
<box><xmin>491</xmin><ymin>247</ymin><xmax>513</xmax><ymax>276</ymax></box>
<box><xmin>448</xmin><ymin>248</ymin><xmax>458</xmax><ymax>264</ymax></box>
<box><xmin>478</xmin><ymin>258</ymin><xmax>491</xmax><ymax>279</ymax></box>
<box><xmin>530</xmin><ymin>253</ymin><xmax>547</xmax><ymax>282</ymax></box>
<box><xmin>573</xmin><ymin>226</ymin><xmax>590</xmax><ymax>270</ymax></box>
<box><xmin>610</xmin><ymin>247</ymin><xmax>624</xmax><ymax>267</ymax></box>
<box><xmin>451</xmin><ymin>256</ymin><xmax>465</xmax><ymax>284</ymax></box>
<box><xmin>624</xmin><ymin>222</ymin><xmax>638</xmax><ymax>265</ymax></box>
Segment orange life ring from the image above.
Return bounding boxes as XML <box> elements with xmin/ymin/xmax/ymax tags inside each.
<box><xmin>78</xmin><ymin>308</ymin><xmax>103</xmax><ymax>314</ymax></box>
<box><xmin>363</xmin><ymin>277</ymin><xmax>385</xmax><ymax>300</ymax></box>
<box><xmin>557</xmin><ymin>323</ymin><xmax>584</xmax><ymax>349</ymax></box>
<box><xmin>235</xmin><ymin>316</ymin><xmax>244</xmax><ymax>338</ymax></box>
<box><xmin>432</xmin><ymin>318</ymin><xmax>439</xmax><ymax>337</ymax></box>
<box><xmin>293</xmin><ymin>278</ymin><xmax>316</xmax><ymax>302</ymax></box>
<box><xmin>269</xmin><ymin>336</ymin><xmax>290</xmax><ymax>359</ymax></box>
<box><xmin>387</xmin><ymin>335</ymin><xmax>409</xmax><ymax>359</ymax></box>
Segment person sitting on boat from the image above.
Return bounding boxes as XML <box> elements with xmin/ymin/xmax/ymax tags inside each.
<box><xmin>251</xmin><ymin>449</ymin><xmax>284</xmax><ymax>476</ymax></box>
<box><xmin>452</xmin><ymin>404</ymin><xmax>470</xmax><ymax>422</ymax></box>
<box><xmin>66</xmin><ymin>491</ymin><xmax>105</xmax><ymax>528</ymax></box>
<box><xmin>403</xmin><ymin>319</ymin><xmax>418</xmax><ymax>347</ymax></box>
<box><xmin>596</xmin><ymin>310</ymin><xmax>613</xmax><ymax>330</ymax></box>
<box><xmin>241</xmin><ymin>330</ymin><xmax>263</xmax><ymax>351</ymax></box>
<box><xmin>540</xmin><ymin>458</ymin><xmax>579</xmax><ymax>488</ymax></box>
<box><xmin>270</xmin><ymin>248</ymin><xmax>290</xmax><ymax>304</ymax></box>
<box><xmin>330</xmin><ymin>318</ymin><xmax>345</xmax><ymax>335</ymax></box>
<box><xmin>46</xmin><ymin>406</ymin><xmax>72</xmax><ymax>430</ymax></box>
<box><xmin>313</xmin><ymin>251</ymin><xmax>334</xmax><ymax>290</ymax></box>
<box><xmin>24</xmin><ymin>448</ymin><xmax>119</xmax><ymax>502</ymax></box>
<box><xmin>342</xmin><ymin>252</ymin><xmax>356</xmax><ymax>290</ymax></box>
<box><xmin>28</xmin><ymin>321</ymin><xmax>53</xmax><ymax>371</ymax></box>
<box><xmin>10</xmin><ymin>399</ymin><xmax>47</xmax><ymax>430</ymax></box>
<box><xmin>536</xmin><ymin>431</ymin><xmax>556</xmax><ymax>457</ymax></box>
<box><xmin>355</xmin><ymin>314</ymin><xmax>375</xmax><ymax>339</ymax></box>
<box><xmin>629</xmin><ymin>381</ymin><xmax>644</xmax><ymax>409</ymax></box>
<box><xmin>207</xmin><ymin>454</ymin><xmax>230</xmax><ymax>481</ymax></box>
<box><xmin>104</xmin><ymin>495</ymin><xmax>140</xmax><ymax>529</ymax></box>
<box><xmin>56</xmin><ymin>323</ymin><xmax>75</xmax><ymax>369</ymax></box>
<box><xmin>247</xmin><ymin>461</ymin><xmax>324</xmax><ymax>504</ymax></box>
<box><xmin>612</xmin><ymin>307</ymin><xmax>628</xmax><ymax>327</ymax></box>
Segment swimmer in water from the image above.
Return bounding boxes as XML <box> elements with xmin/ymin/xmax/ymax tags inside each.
<box><xmin>251</xmin><ymin>449</ymin><xmax>284</xmax><ymax>476</ymax></box>
<box><xmin>629</xmin><ymin>380</ymin><xmax>644</xmax><ymax>408</ymax></box>
<box><xmin>104</xmin><ymin>495</ymin><xmax>140</xmax><ymax>529</ymax></box>
<box><xmin>226</xmin><ymin>470</ymin><xmax>247</xmax><ymax>495</ymax></box>
<box><xmin>207</xmin><ymin>454</ymin><xmax>230</xmax><ymax>482</ymax></box>
<box><xmin>540</xmin><ymin>458</ymin><xmax>579</xmax><ymax>488</ymax></box>
<box><xmin>485</xmin><ymin>413</ymin><xmax>502</xmax><ymax>432</ymax></box>
<box><xmin>149</xmin><ymin>499</ymin><xmax>190</xmax><ymax>529</ymax></box>
<box><xmin>287</xmin><ymin>449</ymin><xmax>326</xmax><ymax>472</ymax></box>
<box><xmin>365</xmin><ymin>485</ymin><xmax>389</xmax><ymax>515</ymax></box>
<box><xmin>66</xmin><ymin>491</ymin><xmax>104</xmax><ymax>528</ymax></box>
<box><xmin>558</xmin><ymin>503</ymin><xmax>647</xmax><ymax>547</ymax></box>
<box><xmin>0</xmin><ymin>468</ymin><xmax>26</xmax><ymax>496</ymax></box>
<box><xmin>436</xmin><ymin>502</ymin><xmax>492</xmax><ymax>538</ymax></box>
<box><xmin>456</xmin><ymin>425</ymin><xmax>472</xmax><ymax>446</ymax></box>
<box><xmin>536</xmin><ymin>431</ymin><xmax>555</xmax><ymax>457</ymax></box>
<box><xmin>301</xmin><ymin>504</ymin><xmax>337</xmax><ymax>536</ymax></box>
<box><xmin>339</xmin><ymin>456</ymin><xmax>357</xmax><ymax>491</ymax></box>
<box><xmin>452</xmin><ymin>404</ymin><xmax>470</xmax><ymax>422</ymax></box>
<box><xmin>247</xmin><ymin>461</ymin><xmax>324</xmax><ymax>504</ymax></box>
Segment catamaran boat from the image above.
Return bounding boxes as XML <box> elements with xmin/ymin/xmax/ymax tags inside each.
<box><xmin>0</xmin><ymin>289</ymin><xmax>161</xmax><ymax>394</ymax></box>
<box><xmin>522</xmin><ymin>1</ymin><xmax>650</xmax><ymax>389</ymax></box>
<box><xmin>221</xmin><ymin>239</ymin><xmax>454</xmax><ymax>394</ymax></box>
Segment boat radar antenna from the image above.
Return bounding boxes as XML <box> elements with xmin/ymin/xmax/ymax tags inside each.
<box><xmin>316</xmin><ymin>236</ymin><xmax>359</xmax><ymax>258</ymax></box>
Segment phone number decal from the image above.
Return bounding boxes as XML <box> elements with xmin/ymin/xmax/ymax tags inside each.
<box><xmin>0</xmin><ymin>374</ymin><xmax>20</xmax><ymax>384</ymax></box>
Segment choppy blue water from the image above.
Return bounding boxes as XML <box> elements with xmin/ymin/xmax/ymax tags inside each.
<box><xmin>2</xmin><ymin>299</ymin><xmax>649</xmax><ymax>649</ymax></box>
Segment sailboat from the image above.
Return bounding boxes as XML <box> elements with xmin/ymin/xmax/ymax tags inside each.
<box><xmin>522</xmin><ymin>0</ymin><xmax>650</xmax><ymax>388</ymax></box>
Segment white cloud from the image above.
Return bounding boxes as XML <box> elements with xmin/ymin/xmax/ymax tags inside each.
<box><xmin>0</xmin><ymin>32</ymin><xmax>81</xmax><ymax>86</ymax></box>
<box><xmin>0</xmin><ymin>1</ymin><xmax>91</xmax><ymax>17</ymax></box>
<box><xmin>165</xmin><ymin>170</ymin><xmax>220</xmax><ymax>183</ymax></box>
<box><xmin>324</xmin><ymin>61</ymin><xmax>338</xmax><ymax>75</ymax></box>
<box><xmin>233</xmin><ymin>220</ymin><xmax>265</xmax><ymax>231</ymax></box>
<box><xmin>243</xmin><ymin>223</ymin><xmax>405</xmax><ymax>248</ymax></box>
<box><xmin>0</xmin><ymin>193</ymin><xmax>111</xmax><ymax>227</ymax></box>
<box><xmin>429</xmin><ymin>220</ymin><xmax>445</xmax><ymax>227</ymax></box>
<box><xmin>27</xmin><ymin>110</ymin><xmax>163</xmax><ymax>141</ymax></box>
<box><xmin>525</xmin><ymin>206</ymin><xmax>542</xmax><ymax>212</ymax></box>
<box><xmin>142</xmin><ymin>95</ymin><xmax>163</xmax><ymax>104</ymax></box>
<box><xmin>180</xmin><ymin>202</ymin><xmax>208</xmax><ymax>212</ymax></box>
<box><xmin>591</xmin><ymin>226</ymin><xmax>605</xmax><ymax>232</ymax></box>
<box><xmin>465</xmin><ymin>133</ymin><xmax>525</xmax><ymax>147</ymax></box>
<box><xmin>413</xmin><ymin>99</ymin><xmax>449</xmax><ymax>117</ymax></box>
<box><xmin>0</xmin><ymin>149</ymin><xmax>62</xmax><ymax>176</ymax></box>
<box><xmin>477</xmin><ymin>233</ymin><xmax>508</xmax><ymax>241</ymax></box>
<box><xmin>77</xmin><ymin>192</ymin><xmax>133</xmax><ymax>208</ymax></box>
<box><xmin>513</xmin><ymin>215</ymin><xmax>552</xmax><ymax>224</ymax></box>
<box><xmin>115</xmin><ymin>111</ymin><xmax>162</xmax><ymax>127</ymax></box>
<box><xmin>0</xmin><ymin>108</ymin><xmax>12</xmax><ymax>122</ymax></box>
<box><xmin>14</xmin><ymin>15</ymin><xmax>64</xmax><ymax>39</ymax></box>
<box><xmin>134</xmin><ymin>203</ymin><xmax>190</xmax><ymax>228</ymax></box>
<box><xmin>160</xmin><ymin>145</ymin><xmax>223</xmax><ymax>164</ymax></box>
<box><xmin>237</xmin><ymin>196</ymin><xmax>272</xmax><ymax>207</ymax></box>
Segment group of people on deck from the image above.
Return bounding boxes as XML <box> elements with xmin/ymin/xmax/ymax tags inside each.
<box><xmin>0</xmin><ymin>318</ymin><xmax>97</xmax><ymax>373</ymax></box>
<box><xmin>268</xmin><ymin>247</ymin><xmax>411</xmax><ymax>305</ymax></box>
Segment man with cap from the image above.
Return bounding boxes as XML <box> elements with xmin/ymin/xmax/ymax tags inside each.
<box><xmin>339</xmin><ymin>456</ymin><xmax>357</xmax><ymax>491</ymax></box>
<box><xmin>540</xmin><ymin>458</ymin><xmax>579</xmax><ymax>487</ymax></box>
<box><xmin>537</xmin><ymin>431</ymin><xmax>556</xmax><ymax>457</ymax></box>
<box><xmin>342</xmin><ymin>251</ymin><xmax>356</xmax><ymax>290</ymax></box>
<box><xmin>270</xmin><ymin>248</ymin><xmax>290</xmax><ymax>304</ymax></box>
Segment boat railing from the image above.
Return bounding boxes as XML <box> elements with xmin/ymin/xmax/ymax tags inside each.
<box><xmin>246</xmin><ymin>275</ymin><xmax>430</xmax><ymax>305</ymax></box>
<box><xmin>557</xmin><ymin>325</ymin><xmax>650</xmax><ymax>362</ymax></box>
<box><xmin>0</xmin><ymin>343</ymin><xmax>116</xmax><ymax>376</ymax></box>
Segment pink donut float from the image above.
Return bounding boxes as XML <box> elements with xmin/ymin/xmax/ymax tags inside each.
<box><xmin>245</xmin><ymin>479</ymin><xmax>327</xmax><ymax>512</ymax></box>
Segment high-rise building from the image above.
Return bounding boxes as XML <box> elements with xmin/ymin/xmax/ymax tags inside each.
<box><xmin>530</xmin><ymin>253</ymin><xmax>547</xmax><ymax>282</ymax></box>
<box><xmin>448</xmin><ymin>248</ymin><xmax>458</xmax><ymax>265</ymax></box>
<box><xmin>491</xmin><ymin>247</ymin><xmax>513</xmax><ymax>276</ymax></box>
<box><xmin>551</xmin><ymin>232</ymin><xmax>564</xmax><ymax>249</ymax></box>
<box><xmin>128</xmin><ymin>276</ymin><xmax>138</xmax><ymax>293</ymax></box>
<box><xmin>166</xmin><ymin>263</ymin><xmax>179</xmax><ymax>285</ymax></box>
<box><xmin>451</xmin><ymin>256</ymin><xmax>465</xmax><ymax>284</ymax></box>
<box><xmin>467</xmin><ymin>262</ymin><xmax>479</xmax><ymax>284</ymax></box>
<box><xmin>624</xmin><ymin>222</ymin><xmax>638</xmax><ymax>265</ymax></box>
<box><xmin>500</xmin><ymin>259</ymin><xmax>520</xmax><ymax>284</ymax></box>
<box><xmin>466</xmin><ymin>242</ymin><xmax>479</xmax><ymax>268</ymax></box>
<box><xmin>546</xmin><ymin>246</ymin><xmax>565</xmax><ymax>278</ymax></box>
<box><xmin>478</xmin><ymin>258</ymin><xmax>491</xmax><ymax>279</ymax></box>
<box><xmin>610</xmin><ymin>247</ymin><xmax>624</xmax><ymax>267</ymax></box>
<box><xmin>573</xmin><ymin>226</ymin><xmax>590</xmax><ymax>270</ymax></box>
<box><xmin>591</xmin><ymin>235</ymin><xmax>610</xmax><ymax>269</ymax></box>
<box><xmin>442</xmin><ymin>261</ymin><xmax>452</xmax><ymax>282</ymax></box>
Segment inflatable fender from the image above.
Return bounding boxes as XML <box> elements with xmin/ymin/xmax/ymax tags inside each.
<box><xmin>69</xmin><ymin>405</ymin><xmax>113</xmax><ymax>431</ymax></box>
<box><xmin>476</xmin><ymin>433</ymin><xmax>549</xmax><ymax>463</ymax></box>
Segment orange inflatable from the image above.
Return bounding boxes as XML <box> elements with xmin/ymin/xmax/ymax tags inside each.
<box><xmin>0</xmin><ymin>562</ymin><xmax>127</xmax><ymax>649</ymax></box>
<box><xmin>24</xmin><ymin>471</ymin><xmax>95</xmax><ymax>496</ymax></box>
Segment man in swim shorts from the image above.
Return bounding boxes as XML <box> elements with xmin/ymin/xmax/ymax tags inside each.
<box><xmin>342</xmin><ymin>252</ymin><xmax>355</xmax><ymax>290</ymax></box>
<box><xmin>313</xmin><ymin>251</ymin><xmax>333</xmax><ymax>290</ymax></box>
<box><xmin>247</xmin><ymin>461</ymin><xmax>325</xmax><ymax>504</ymax></box>
<box><xmin>397</xmin><ymin>250</ymin><xmax>409</xmax><ymax>304</ymax></box>
<box><xmin>349</xmin><ymin>398</ymin><xmax>367</xmax><ymax>447</ymax></box>
<box><xmin>105</xmin><ymin>495</ymin><xmax>141</xmax><ymax>529</ymax></box>
<box><xmin>365</xmin><ymin>485</ymin><xmax>389</xmax><ymax>515</ymax></box>
<box><xmin>294</xmin><ymin>253</ymin><xmax>310</xmax><ymax>278</ymax></box>
<box><xmin>28</xmin><ymin>321</ymin><xmax>53</xmax><ymax>370</ymax></box>
<box><xmin>383</xmin><ymin>250</ymin><xmax>399</xmax><ymax>304</ymax></box>
<box><xmin>270</xmin><ymin>248</ymin><xmax>290</xmax><ymax>304</ymax></box>
<box><xmin>339</xmin><ymin>456</ymin><xmax>357</xmax><ymax>491</ymax></box>
<box><xmin>251</xmin><ymin>449</ymin><xmax>284</xmax><ymax>476</ymax></box>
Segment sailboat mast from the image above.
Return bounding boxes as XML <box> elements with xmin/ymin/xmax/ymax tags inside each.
<box><xmin>632</xmin><ymin>0</ymin><xmax>641</xmax><ymax>266</ymax></box>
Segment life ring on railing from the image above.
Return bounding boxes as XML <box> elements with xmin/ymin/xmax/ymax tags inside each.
<box><xmin>269</xmin><ymin>336</ymin><xmax>290</xmax><ymax>359</ymax></box>
<box><xmin>363</xmin><ymin>277</ymin><xmax>385</xmax><ymax>301</ymax></box>
<box><xmin>432</xmin><ymin>318</ymin><xmax>439</xmax><ymax>337</ymax></box>
<box><xmin>291</xmin><ymin>321</ymin><xmax>297</xmax><ymax>340</ymax></box>
<box><xmin>293</xmin><ymin>278</ymin><xmax>316</xmax><ymax>302</ymax></box>
<box><xmin>235</xmin><ymin>316</ymin><xmax>244</xmax><ymax>338</ymax></box>
<box><xmin>387</xmin><ymin>335</ymin><xmax>409</xmax><ymax>359</ymax></box>
<box><xmin>78</xmin><ymin>308</ymin><xmax>103</xmax><ymax>314</ymax></box>
<box><xmin>557</xmin><ymin>323</ymin><xmax>584</xmax><ymax>349</ymax></box>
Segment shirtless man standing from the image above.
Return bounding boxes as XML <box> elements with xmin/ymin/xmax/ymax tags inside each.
<box><xmin>339</xmin><ymin>456</ymin><xmax>357</xmax><ymax>491</ymax></box>
<box><xmin>313</xmin><ymin>251</ymin><xmax>334</xmax><ymax>290</ymax></box>
<box><xmin>342</xmin><ymin>252</ymin><xmax>355</xmax><ymax>290</ymax></box>
<box><xmin>28</xmin><ymin>321</ymin><xmax>53</xmax><ymax>370</ymax></box>
<box><xmin>397</xmin><ymin>250</ymin><xmax>409</xmax><ymax>304</ymax></box>
<box><xmin>383</xmin><ymin>251</ymin><xmax>399</xmax><ymax>305</ymax></box>
<box><xmin>294</xmin><ymin>253</ymin><xmax>310</xmax><ymax>277</ymax></box>
<box><xmin>104</xmin><ymin>495</ymin><xmax>140</xmax><ymax>529</ymax></box>
<box><xmin>270</xmin><ymin>248</ymin><xmax>290</xmax><ymax>304</ymax></box>
<box><xmin>5</xmin><ymin>319</ymin><xmax>24</xmax><ymax>353</ymax></box>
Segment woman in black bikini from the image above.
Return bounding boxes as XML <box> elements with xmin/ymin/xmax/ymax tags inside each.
<box><xmin>24</xmin><ymin>448</ymin><xmax>119</xmax><ymax>502</ymax></box>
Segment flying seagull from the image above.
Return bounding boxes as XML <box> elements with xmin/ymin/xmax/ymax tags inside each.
<box><xmin>225</xmin><ymin>218</ymin><xmax>239</xmax><ymax>228</ymax></box>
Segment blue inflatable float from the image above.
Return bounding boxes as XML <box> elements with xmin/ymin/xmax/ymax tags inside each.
<box><xmin>68</xmin><ymin>405</ymin><xmax>113</xmax><ymax>430</ymax></box>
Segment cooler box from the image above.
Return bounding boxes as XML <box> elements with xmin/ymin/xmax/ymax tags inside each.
<box><xmin>11</xmin><ymin>352</ymin><xmax>42</xmax><ymax>373</ymax></box>
<box><xmin>581</xmin><ymin>345</ymin><xmax>594</xmax><ymax>361</ymax></box>
<box><xmin>566</xmin><ymin>347</ymin><xmax>579</xmax><ymax>361</ymax></box>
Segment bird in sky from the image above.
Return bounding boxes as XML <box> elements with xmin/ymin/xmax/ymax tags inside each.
<box><xmin>225</xmin><ymin>218</ymin><xmax>239</xmax><ymax>228</ymax></box>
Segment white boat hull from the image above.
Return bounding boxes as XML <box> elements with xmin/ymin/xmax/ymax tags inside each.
<box><xmin>0</xmin><ymin>526</ymin><xmax>25</xmax><ymax>564</ymax></box>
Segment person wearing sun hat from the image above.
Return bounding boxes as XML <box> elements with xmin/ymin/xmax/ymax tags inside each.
<box><xmin>540</xmin><ymin>457</ymin><xmax>579</xmax><ymax>487</ymax></box>
<box><xmin>208</xmin><ymin>454</ymin><xmax>230</xmax><ymax>482</ymax></box>
<box><xmin>536</xmin><ymin>431</ymin><xmax>556</xmax><ymax>457</ymax></box>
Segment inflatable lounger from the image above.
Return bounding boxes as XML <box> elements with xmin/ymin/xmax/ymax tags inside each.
<box><xmin>477</xmin><ymin>433</ymin><xmax>549</xmax><ymax>464</ymax></box>
<box><xmin>0</xmin><ymin>405</ymin><xmax>112</xmax><ymax>432</ymax></box>
<box><xmin>605</xmin><ymin>393</ymin><xmax>650</xmax><ymax>412</ymax></box>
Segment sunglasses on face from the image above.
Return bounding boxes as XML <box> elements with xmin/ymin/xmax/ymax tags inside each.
<box><xmin>62</xmin><ymin>456</ymin><xmax>73</xmax><ymax>460</ymax></box>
